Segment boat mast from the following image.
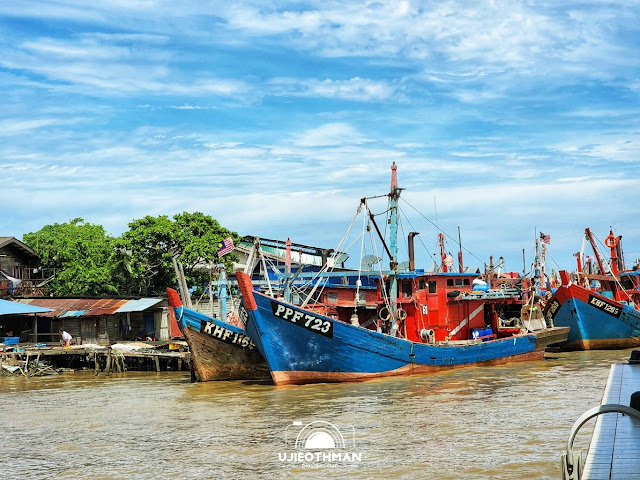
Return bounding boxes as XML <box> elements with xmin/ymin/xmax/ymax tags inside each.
<box><xmin>439</xmin><ymin>233</ymin><xmax>448</xmax><ymax>273</ymax></box>
<box><xmin>389</xmin><ymin>162</ymin><xmax>401</xmax><ymax>336</ymax></box>
<box><xmin>458</xmin><ymin>226</ymin><xmax>464</xmax><ymax>273</ymax></box>
<box><xmin>217</xmin><ymin>265</ymin><xmax>227</xmax><ymax>320</ymax></box>
<box><xmin>585</xmin><ymin>228</ymin><xmax>606</xmax><ymax>275</ymax></box>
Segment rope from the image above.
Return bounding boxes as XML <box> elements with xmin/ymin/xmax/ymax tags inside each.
<box><xmin>300</xmin><ymin>202</ymin><xmax>364</xmax><ymax>307</ymax></box>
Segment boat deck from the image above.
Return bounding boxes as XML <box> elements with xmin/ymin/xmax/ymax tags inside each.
<box><xmin>582</xmin><ymin>361</ymin><xmax>640</xmax><ymax>479</ymax></box>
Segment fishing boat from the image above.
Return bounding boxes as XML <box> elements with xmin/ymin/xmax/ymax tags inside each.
<box><xmin>236</xmin><ymin>163</ymin><xmax>569</xmax><ymax>385</ymax></box>
<box><xmin>167</xmin><ymin>287</ymin><xmax>270</xmax><ymax>381</ymax></box>
<box><xmin>543</xmin><ymin>228</ymin><xmax>640</xmax><ymax>350</ymax></box>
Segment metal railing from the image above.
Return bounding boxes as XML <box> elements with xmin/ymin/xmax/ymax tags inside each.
<box><xmin>561</xmin><ymin>404</ymin><xmax>640</xmax><ymax>480</ymax></box>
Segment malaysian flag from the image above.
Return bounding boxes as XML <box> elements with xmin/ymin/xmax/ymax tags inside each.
<box><xmin>217</xmin><ymin>237</ymin><xmax>234</xmax><ymax>257</ymax></box>
<box><xmin>443</xmin><ymin>254</ymin><xmax>454</xmax><ymax>267</ymax></box>
<box><xmin>540</xmin><ymin>232</ymin><xmax>551</xmax><ymax>244</ymax></box>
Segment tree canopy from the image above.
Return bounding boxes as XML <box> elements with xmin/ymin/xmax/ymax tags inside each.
<box><xmin>23</xmin><ymin>218</ymin><xmax>120</xmax><ymax>296</ymax></box>
<box><xmin>23</xmin><ymin>212</ymin><xmax>239</xmax><ymax>297</ymax></box>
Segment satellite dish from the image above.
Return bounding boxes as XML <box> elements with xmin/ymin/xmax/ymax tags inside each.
<box><xmin>397</xmin><ymin>261</ymin><xmax>410</xmax><ymax>272</ymax></box>
<box><xmin>361</xmin><ymin>255</ymin><xmax>381</xmax><ymax>270</ymax></box>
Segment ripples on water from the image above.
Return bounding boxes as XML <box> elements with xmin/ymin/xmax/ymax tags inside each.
<box><xmin>0</xmin><ymin>349</ymin><xmax>633</xmax><ymax>480</ymax></box>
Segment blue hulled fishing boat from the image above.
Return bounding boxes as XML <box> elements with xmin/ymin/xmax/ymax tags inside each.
<box><xmin>167</xmin><ymin>288</ymin><xmax>269</xmax><ymax>381</ymax></box>
<box><xmin>236</xmin><ymin>163</ymin><xmax>567</xmax><ymax>385</ymax></box>
<box><xmin>544</xmin><ymin>229</ymin><xmax>640</xmax><ymax>350</ymax></box>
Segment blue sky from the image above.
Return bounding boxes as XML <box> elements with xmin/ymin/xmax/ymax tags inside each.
<box><xmin>1</xmin><ymin>1</ymin><xmax>639</xmax><ymax>273</ymax></box>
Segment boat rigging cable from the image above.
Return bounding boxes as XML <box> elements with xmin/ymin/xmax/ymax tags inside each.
<box><xmin>354</xmin><ymin>203</ymin><xmax>368</xmax><ymax>314</ymax></box>
<box><xmin>300</xmin><ymin>203</ymin><xmax>365</xmax><ymax>307</ymax></box>
<box><xmin>400</xmin><ymin>197</ymin><xmax>486</xmax><ymax>266</ymax></box>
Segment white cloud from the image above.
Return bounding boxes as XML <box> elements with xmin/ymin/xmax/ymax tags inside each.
<box><xmin>268</xmin><ymin>76</ymin><xmax>396</xmax><ymax>102</ymax></box>
<box><xmin>290</xmin><ymin>123</ymin><xmax>370</xmax><ymax>147</ymax></box>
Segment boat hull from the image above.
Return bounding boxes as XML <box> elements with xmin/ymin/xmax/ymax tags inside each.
<box><xmin>172</xmin><ymin>303</ymin><xmax>270</xmax><ymax>382</ymax></box>
<box><xmin>237</xmin><ymin>272</ymin><xmax>547</xmax><ymax>386</ymax></box>
<box><xmin>545</xmin><ymin>284</ymin><xmax>640</xmax><ymax>350</ymax></box>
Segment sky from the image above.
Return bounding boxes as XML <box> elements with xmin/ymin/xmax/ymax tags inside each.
<box><xmin>1</xmin><ymin>1</ymin><xmax>640</xmax><ymax>274</ymax></box>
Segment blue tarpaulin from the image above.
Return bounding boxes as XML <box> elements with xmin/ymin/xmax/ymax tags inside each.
<box><xmin>0</xmin><ymin>298</ymin><xmax>53</xmax><ymax>316</ymax></box>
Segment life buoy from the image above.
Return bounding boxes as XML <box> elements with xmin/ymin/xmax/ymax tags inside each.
<box><xmin>378</xmin><ymin>307</ymin><xmax>391</xmax><ymax>321</ymax></box>
<box><xmin>396</xmin><ymin>308</ymin><xmax>407</xmax><ymax>320</ymax></box>
<box><xmin>605</xmin><ymin>234</ymin><xmax>619</xmax><ymax>249</ymax></box>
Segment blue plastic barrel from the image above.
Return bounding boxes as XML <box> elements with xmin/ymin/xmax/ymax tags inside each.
<box><xmin>471</xmin><ymin>328</ymin><xmax>493</xmax><ymax>340</ymax></box>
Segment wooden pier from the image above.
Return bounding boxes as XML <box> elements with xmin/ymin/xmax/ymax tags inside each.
<box><xmin>581</xmin><ymin>357</ymin><xmax>640</xmax><ymax>480</ymax></box>
<box><xmin>0</xmin><ymin>343</ymin><xmax>191</xmax><ymax>375</ymax></box>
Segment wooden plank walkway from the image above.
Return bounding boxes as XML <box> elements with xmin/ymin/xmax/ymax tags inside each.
<box><xmin>582</xmin><ymin>362</ymin><xmax>640</xmax><ymax>480</ymax></box>
<box><xmin>1</xmin><ymin>345</ymin><xmax>190</xmax><ymax>374</ymax></box>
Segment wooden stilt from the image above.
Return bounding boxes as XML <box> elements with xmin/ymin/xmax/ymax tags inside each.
<box><xmin>94</xmin><ymin>353</ymin><xmax>99</xmax><ymax>375</ymax></box>
<box><xmin>154</xmin><ymin>355</ymin><xmax>160</xmax><ymax>372</ymax></box>
<box><xmin>178</xmin><ymin>358</ymin><xmax>182</xmax><ymax>371</ymax></box>
<box><xmin>105</xmin><ymin>349</ymin><xmax>112</xmax><ymax>376</ymax></box>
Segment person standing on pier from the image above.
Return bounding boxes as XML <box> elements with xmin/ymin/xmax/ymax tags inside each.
<box><xmin>59</xmin><ymin>330</ymin><xmax>72</xmax><ymax>349</ymax></box>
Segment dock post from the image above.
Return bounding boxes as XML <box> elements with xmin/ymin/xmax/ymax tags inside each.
<box><xmin>154</xmin><ymin>355</ymin><xmax>160</xmax><ymax>372</ymax></box>
<box><xmin>94</xmin><ymin>352</ymin><xmax>99</xmax><ymax>375</ymax></box>
<box><xmin>105</xmin><ymin>349</ymin><xmax>112</xmax><ymax>376</ymax></box>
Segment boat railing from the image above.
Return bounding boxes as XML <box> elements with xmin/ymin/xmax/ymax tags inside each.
<box><xmin>560</xmin><ymin>403</ymin><xmax>640</xmax><ymax>480</ymax></box>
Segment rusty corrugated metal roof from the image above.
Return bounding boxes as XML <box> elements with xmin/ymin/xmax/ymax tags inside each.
<box><xmin>89</xmin><ymin>299</ymin><xmax>129</xmax><ymax>315</ymax></box>
<box><xmin>17</xmin><ymin>298</ymin><xmax>131</xmax><ymax>317</ymax></box>
<box><xmin>19</xmin><ymin>298</ymin><xmax>78</xmax><ymax>317</ymax></box>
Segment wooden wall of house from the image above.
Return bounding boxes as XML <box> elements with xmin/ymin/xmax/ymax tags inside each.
<box><xmin>0</xmin><ymin>244</ymin><xmax>36</xmax><ymax>279</ymax></box>
<box><xmin>59</xmin><ymin>318</ymin><xmax>82</xmax><ymax>344</ymax></box>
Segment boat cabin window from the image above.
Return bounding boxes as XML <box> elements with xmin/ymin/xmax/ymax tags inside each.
<box><xmin>621</xmin><ymin>276</ymin><xmax>635</xmax><ymax>290</ymax></box>
<box><xmin>401</xmin><ymin>281</ymin><xmax>412</xmax><ymax>298</ymax></box>
<box><xmin>327</xmin><ymin>292</ymin><xmax>338</xmax><ymax>303</ymax></box>
<box><xmin>447</xmin><ymin>279</ymin><xmax>453</xmax><ymax>286</ymax></box>
<box><xmin>419</xmin><ymin>279</ymin><xmax>426</xmax><ymax>290</ymax></box>
<box><xmin>429</xmin><ymin>281</ymin><xmax>436</xmax><ymax>294</ymax></box>
<box><xmin>341</xmin><ymin>276</ymin><xmax>348</xmax><ymax>286</ymax></box>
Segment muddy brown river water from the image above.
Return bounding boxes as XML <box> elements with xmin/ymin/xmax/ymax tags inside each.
<box><xmin>1</xmin><ymin>349</ymin><xmax>634</xmax><ymax>479</ymax></box>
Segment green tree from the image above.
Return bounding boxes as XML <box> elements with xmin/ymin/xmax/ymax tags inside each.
<box><xmin>118</xmin><ymin>212</ymin><xmax>239</xmax><ymax>296</ymax></box>
<box><xmin>23</xmin><ymin>218</ymin><xmax>122</xmax><ymax>296</ymax></box>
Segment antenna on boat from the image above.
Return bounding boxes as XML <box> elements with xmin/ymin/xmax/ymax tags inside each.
<box><xmin>457</xmin><ymin>226</ymin><xmax>464</xmax><ymax>273</ymax></box>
